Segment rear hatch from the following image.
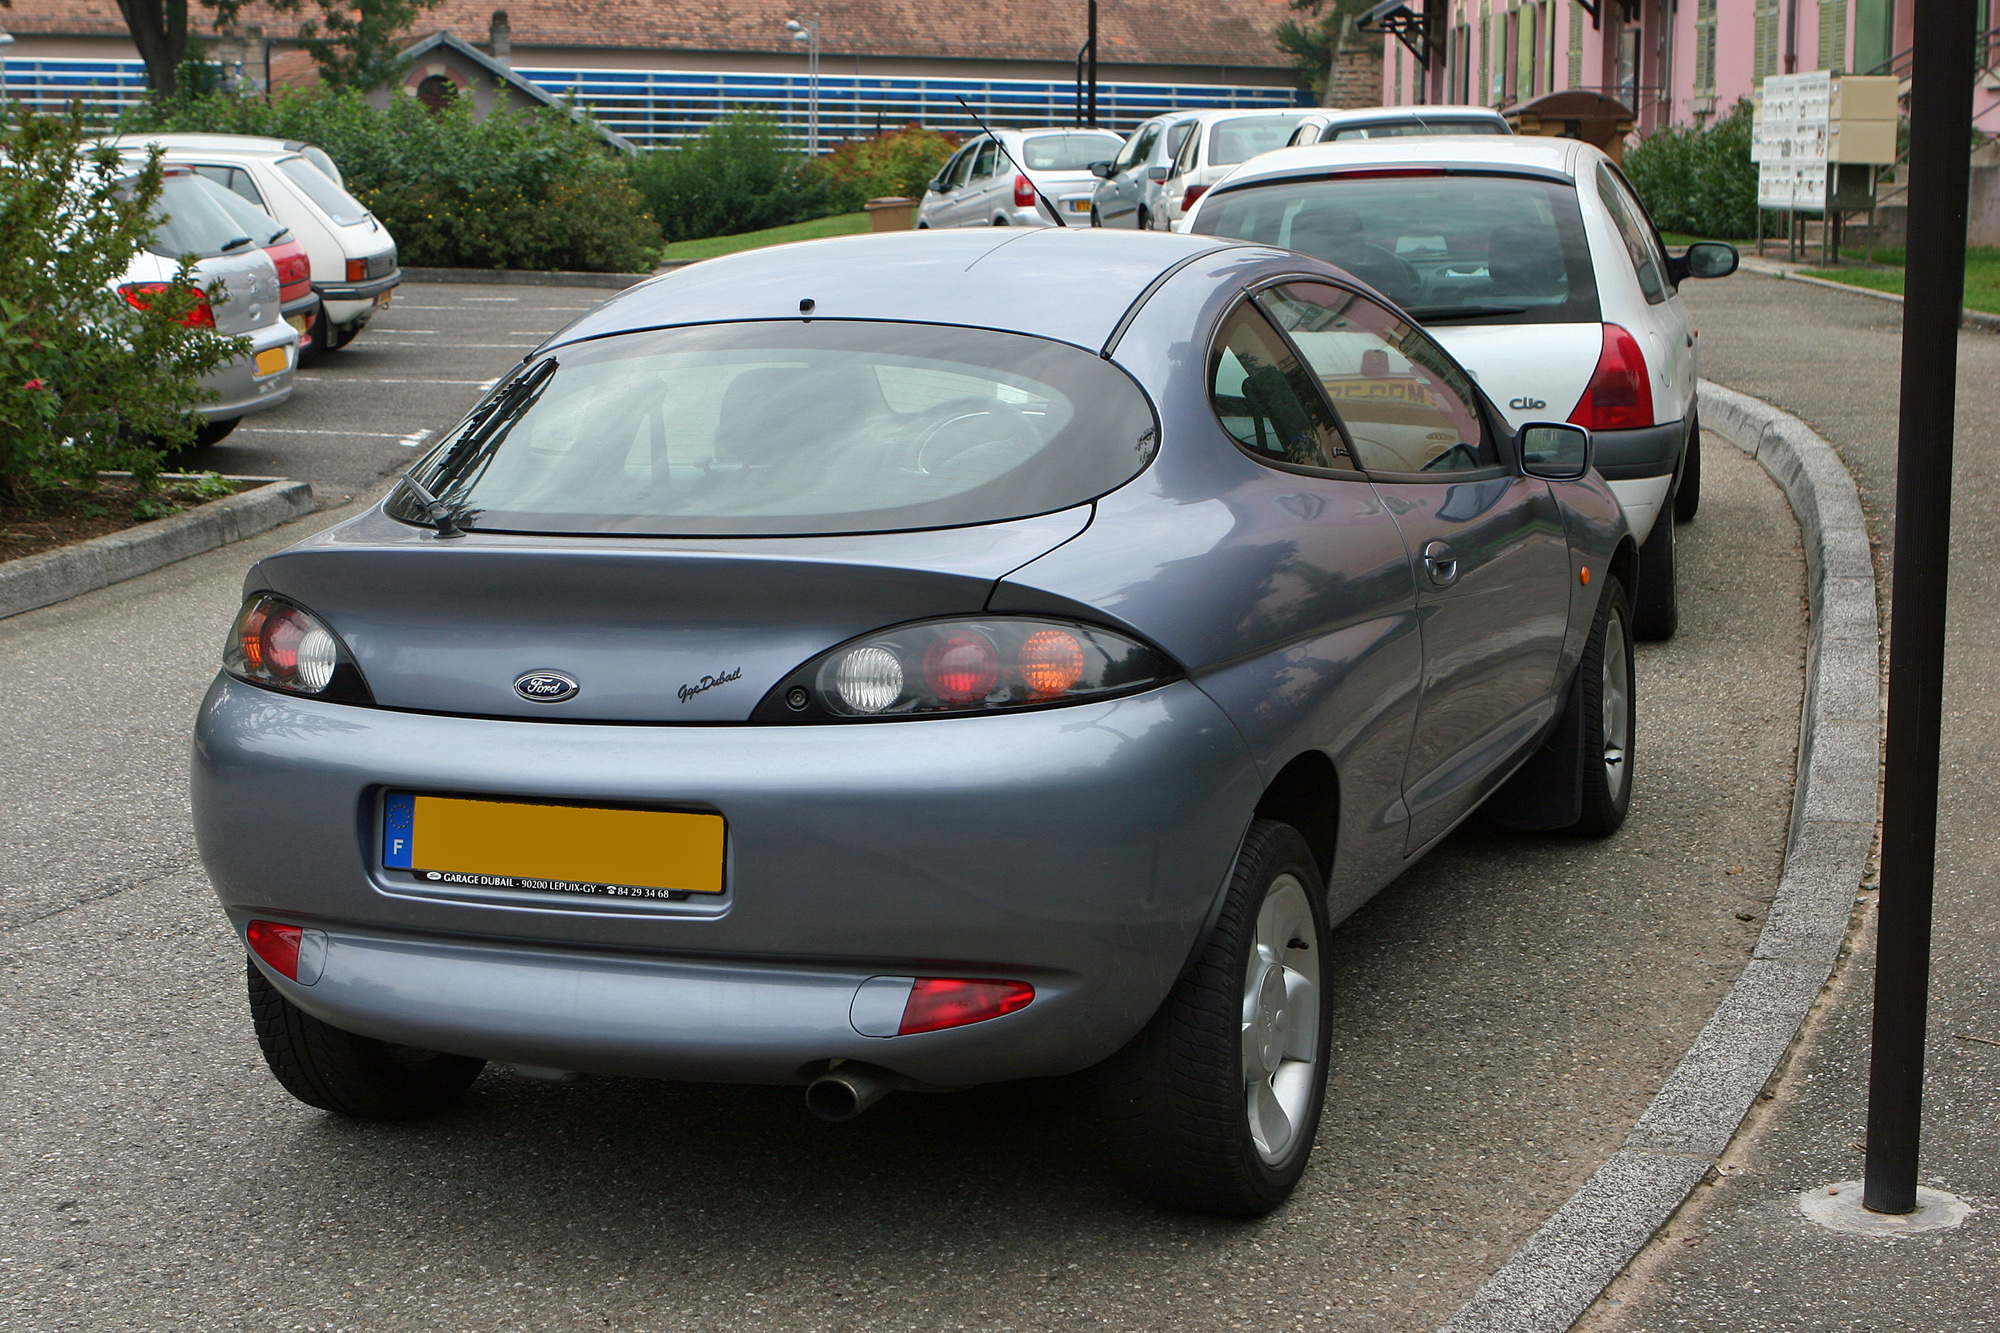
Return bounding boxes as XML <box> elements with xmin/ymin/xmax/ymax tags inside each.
<box><xmin>1021</xmin><ymin>131</ymin><xmax>1124</xmax><ymax>221</ymax></box>
<box><xmin>260</xmin><ymin>314</ymin><xmax>1164</xmax><ymax>721</ymax></box>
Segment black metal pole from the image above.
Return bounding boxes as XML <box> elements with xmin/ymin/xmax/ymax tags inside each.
<box><xmin>1086</xmin><ymin>0</ymin><xmax>1098</xmax><ymax>127</ymax></box>
<box><xmin>1862</xmin><ymin>0</ymin><xmax>1977</xmax><ymax>1217</ymax></box>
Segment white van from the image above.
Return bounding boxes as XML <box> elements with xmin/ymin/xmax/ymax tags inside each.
<box><xmin>108</xmin><ymin>133</ymin><xmax>399</xmax><ymax>355</ymax></box>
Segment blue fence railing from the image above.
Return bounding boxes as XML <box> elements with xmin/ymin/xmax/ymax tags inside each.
<box><xmin>1</xmin><ymin>57</ymin><xmax>1310</xmax><ymax>148</ymax></box>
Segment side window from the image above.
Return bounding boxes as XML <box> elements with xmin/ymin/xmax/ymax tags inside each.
<box><xmin>193</xmin><ymin>165</ymin><xmax>262</xmax><ymax>206</ymax></box>
<box><xmin>1596</xmin><ymin>164</ymin><xmax>1667</xmax><ymax>303</ymax></box>
<box><xmin>1207</xmin><ymin>303</ymin><xmax>1347</xmax><ymax>471</ymax></box>
<box><xmin>972</xmin><ymin>140</ymin><xmax>1001</xmax><ymax>179</ymax></box>
<box><xmin>1172</xmin><ymin>125</ymin><xmax>1201</xmax><ymax>177</ymax></box>
<box><xmin>1118</xmin><ymin>125</ymin><xmax>1157</xmax><ymax>173</ymax></box>
<box><xmin>939</xmin><ymin>146</ymin><xmax>974</xmax><ymax>189</ymax></box>
<box><xmin>1256</xmin><ymin>282</ymin><xmax>1497</xmax><ymax>475</ymax></box>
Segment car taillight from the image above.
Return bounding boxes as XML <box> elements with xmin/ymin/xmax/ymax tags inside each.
<box><xmin>1567</xmin><ymin>323</ymin><xmax>1655</xmax><ymax>431</ymax></box>
<box><xmin>758</xmin><ymin>616</ymin><xmax>1180</xmax><ymax>721</ymax></box>
<box><xmin>222</xmin><ymin>593</ymin><xmax>373</xmax><ymax>703</ymax></box>
<box><xmin>1182</xmin><ymin>183</ymin><xmax>1209</xmax><ymax>209</ymax></box>
<box><xmin>899</xmin><ymin>978</ymin><xmax>1035</xmax><ymax>1034</ymax></box>
<box><xmin>1014</xmin><ymin>173</ymin><xmax>1036</xmax><ymax>208</ymax></box>
<box><xmin>346</xmin><ymin>257</ymin><xmax>367</xmax><ymax>282</ymax></box>
<box><xmin>118</xmin><ymin>282</ymin><xmax>214</xmax><ymax>328</ymax></box>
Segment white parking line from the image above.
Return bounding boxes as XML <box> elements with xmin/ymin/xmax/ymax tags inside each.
<box><xmin>399</xmin><ymin>428</ymin><xmax>435</xmax><ymax>449</ymax></box>
<box><xmin>360</xmin><ymin>342</ymin><xmax>544</xmax><ymax>349</ymax></box>
<box><xmin>462</xmin><ymin>296</ymin><xmax>521</xmax><ymax>302</ymax></box>
<box><xmin>236</xmin><ymin>427</ymin><xmax>408</xmax><ymax>438</ymax></box>
<box><xmin>297</xmin><ymin>377</ymin><xmax>493</xmax><ymax>385</ymax></box>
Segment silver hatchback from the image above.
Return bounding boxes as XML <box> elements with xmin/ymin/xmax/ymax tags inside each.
<box><xmin>194</xmin><ymin>229</ymin><xmax>1636</xmax><ymax>1215</ymax></box>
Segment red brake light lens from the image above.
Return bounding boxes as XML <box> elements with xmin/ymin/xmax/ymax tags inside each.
<box><xmin>1014</xmin><ymin>173</ymin><xmax>1036</xmax><ymax>207</ymax></box>
<box><xmin>898</xmin><ymin>978</ymin><xmax>1035</xmax><ymax>1035</ymax></box>
<box><xmin>224</xmin><ymin>594</ymin><xmax>356</xmax><ymax>697</ymax></box>
<box><xmin>118</xmin><ymin>281</ymin><xmax>215</xmax><ymax>328</ymax></box>
<box><xmin>1567</xmin><ymin>323</ymin><xmax>1655</xmax><ymax>431</ymax></box>
<box><xmin>923</xmin><ymin>632</ymin><xmax>1000</xmax><ymax>704</ymax></box>
<box><xmin>346</xmin><ymin>257</ymin><xmax>368</xmax><ymax>282</ymax></box>
<box><xmin>1182</xmin><ymin>183</ymin><xmax>1209</xmax><ymax>209</ymax></box>
<box><xmin>246</xmin><ymin>920</ymin><xmax>303</xmax><ymax>980</ymax></box>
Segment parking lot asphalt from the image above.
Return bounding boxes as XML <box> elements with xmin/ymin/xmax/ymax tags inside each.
<box><xmin>1</xmin><ymin>283</ymin><xmax>1804</xmax><ymax>1332</ymax></box>
<box><xmin>1576</xmin><ymin>273</ymin><xmax>2000</xmax><ymax>1332</ymax></box>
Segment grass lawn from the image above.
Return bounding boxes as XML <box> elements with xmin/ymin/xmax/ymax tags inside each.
<box><xmin>1800</xmin><ymin>246</ymin><xmax>2000</xmax><ymax>315</ymax></box>
<box><xmin>656</xmin><ymin>212</ymin><xmax>871</xmax><ymax>263</ymax></box>
<box><xmin>1661</xmin><ymin>232</ymin><xmax>1752</xmax><ymax>248</ymax></box>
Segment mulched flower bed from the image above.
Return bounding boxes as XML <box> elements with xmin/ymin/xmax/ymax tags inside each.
<box><xmin>0</xmin><ymin>475</ymin><xmax>242</xmax><ymax>564</ymax></box>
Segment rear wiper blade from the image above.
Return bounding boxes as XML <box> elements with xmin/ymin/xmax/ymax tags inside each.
<box><xmin>393</xmin><ymin>471</ymin><xmax>468</xmax><ymax>538</ymax></box>
<box><xmin>219</xmin><ymin>235</ymin><xmax>255</xmax><ymax>253</ymax></box>
<box><xmin>1405</xmin><ymin>304</ymin><xmax>1528</xmax><ymax>321</ymax></box>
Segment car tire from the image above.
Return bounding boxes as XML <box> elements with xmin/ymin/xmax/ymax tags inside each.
<box><xmin>1632</xmin><ymin>506</ymin><xmax>1679</xmax><ymax>641</ymax></box>
<box><xmin>247</xmin><ymin>959</ymin><xmax>484</xmax><ymax>1118</ymax></box>
<box><xmin>1574</xmin><ymin>574</ymin><xmax>1636</xmax><ymax>836</ymax></box>
<box><xmin>1090</xmin><ymin>205</ymin><xmax>1103</xmax><ymax>227</ymax></box>
<box><xmin>193</xmin><ymin>416</ymin><xmax>239</xmax><ymax>447</ymax></box>
<box><xmin>1674</xmin><ymin>414</ymin><xmax>1701</xmax><ymax>523</ymax></box>
<box><xmin>1137</xmin><ymin>206</ymin><xmax>1151</xmax><ymax>232</ymax></box>
<box><xmin>1097</xmin><ymin>819</ymin><xmax>1331</xmax><ymax>1216</ymax></box>
<box><xmin>1483</xmin><ymin>573</ymin><xmax>1634</xmax><ymax>836</ymax></box>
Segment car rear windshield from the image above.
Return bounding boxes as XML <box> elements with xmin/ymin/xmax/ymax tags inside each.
<box><xmin>1021</xmin><ymin>133</ymin><xmax>1124</xmax><ymax>170</ymax></box>
<box><xmin>276</xmin><ymin>154</ymin><xmax>369</xmax><ymax>226</ymax></box>
<box><xmin>1327</xmin><ymin>118</ymin><xmax>1507</xmax><ymax>140</ymax></box>
<box><xmin>198</xmin><ymin>177</ymin><xmax>291</xmax><ymax>246</ymax></box>
<box><xmin>391</xmin><ymin>321</ymin><xmax>1160</xmax><ymax>537</ymax></box>
<box><xmin>1209</xmin><ymin>117</ymin><xmax>1308</xmax><ymax>166</ymax></box>
<box><xmin>1192</xmin><ymin>172</ymin><xmax>1599</xmax><ymax>325</ymax></box>
<box><xmin>141</xmin><ymin>173</ymin><xmax>259</xmax><ymax>259</ymax></box>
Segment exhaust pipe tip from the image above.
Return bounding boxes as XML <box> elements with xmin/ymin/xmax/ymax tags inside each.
<box><xmin>805</xmin><ymin>1063</ymin><xmax>895</xmax><ymax>1122</ymax></box>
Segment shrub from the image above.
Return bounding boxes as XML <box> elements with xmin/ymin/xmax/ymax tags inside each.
<box><xmin>0</xmin><ymin>105</ymin><xmax>247</xmax><ymax>502</ymax></box>
<box><xmin>809</xmin><ymin>124</ymin><xmax>960</xmax><ymax>211</ymax></box>
<box><xmin>124</xmin><ymin>88</ymin><xmax>661</xmax><ymax>271</ymax></box>
<box><xmin>628</xmin><ymin>110</ymin><xmax>842</xmax><ymax>242</ymax></box>
<box><xmin>1624</xmin><ymin>99</ymin><xmax>1760</xmax><ymax>240</ymax></box>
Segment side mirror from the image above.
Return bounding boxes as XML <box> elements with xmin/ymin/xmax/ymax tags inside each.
<box><xmin>1147</xmin><ymin>165</ymin><xmax>1170</xmax><ymax>183</ymax></box>
<box><xmin>1087</xmin><ymin>160</ymin><xmax>1113</xmax><ymax>178</ymax></box>
<box><xmin>1667</xmin><ymin>240</ymin><xmax>1739</xmax><ymax>283</ymax></box>
<box><xmin>928</xmin><ymin>177</ymin><xmax>946</xmax><ymax>194</ymax></box>
<box><xmin>1517</xmin><ymin>422</ymin><xmax>1592</xmax><ymax>481</ymax></box>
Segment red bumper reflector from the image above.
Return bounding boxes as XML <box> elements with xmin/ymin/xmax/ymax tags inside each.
<box><xmin>246</xmin><ymin>920</ymin><xmax>303</xmax><ymax>980</ymax></box>
<box><xmin>898</xmin><ymin>978</ymin><xmax>1035</xmax><ymax>1035</ymax></box>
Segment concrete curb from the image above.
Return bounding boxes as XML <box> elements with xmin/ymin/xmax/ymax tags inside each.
<box><xmin>0</xmin><ymin>477</ymin><xmax>314</xmax><ymax>621</ymax></box>
<box><xmin>1436</xmin><ymin>382</ymin><xmax>1881</xmax><ymax>1333</ymax></box>
<box><xmin>400</xmin><ymin>266</ymin><xmax>683</xmax><ymax>289</ymax></box>
<box><xmin>1738</xmin><ymin>257</ymin><xmax>2000</xmax><ymax>334</ymax></box>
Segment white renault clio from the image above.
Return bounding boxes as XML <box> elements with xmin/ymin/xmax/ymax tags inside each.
<box><xmin>1185</xmin><ymin>136</ymin><xmax>1737</xmax><ymax>638</ymax></box>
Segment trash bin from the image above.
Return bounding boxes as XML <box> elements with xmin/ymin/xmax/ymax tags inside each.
<box><xmin>865</xmin><ymin>197</ymin><xmax>916</xmax><ymax>232</ymax></box>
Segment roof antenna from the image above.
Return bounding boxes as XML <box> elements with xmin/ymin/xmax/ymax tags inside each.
<box><xmin>953</xmin><ymin>95</ymin><xmax>1067</xmax><ymax>228</ymax></box>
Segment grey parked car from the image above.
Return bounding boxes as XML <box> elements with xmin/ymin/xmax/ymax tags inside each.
<box><xmin>1087</xmin><ymin>110</ymin><xmax>1200</xmax><ymax>230</ymax></box>
<box><xmin>917</xmin><ymin>128</ymin><xmax>1125</xmax><ymax>227</ymax></box>
<box><xmin>194</xmin><ymin>229</ymin><xmax>1636</xmax><ymax>1216</ymax></box>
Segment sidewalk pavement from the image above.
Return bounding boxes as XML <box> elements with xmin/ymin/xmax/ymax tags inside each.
<box><xmin>1574</xmin><ymin>264</ymin><xmax>2000</xmax><ymax>1332</ymax></box>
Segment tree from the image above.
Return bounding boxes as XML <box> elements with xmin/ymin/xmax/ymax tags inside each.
<box><xmin>1273</xmin><ymin>0</ymin><xmax>1383</xmax><ymax>103</ymax></box>
<box><xmin>113</xmin><ymin>0</ymin><xmax>444</xmax><ymax>97</ymax></box>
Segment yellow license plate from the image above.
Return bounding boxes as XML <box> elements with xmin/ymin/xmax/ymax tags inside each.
<box><xmin>383</xmin><ymin>793</ymin><xmax>726</xmax><ymax>900</ymax></box>
<box><xmin>375</xmin><ymin>289</ymin><xmax>393</xmax><ymax>308</ymax></box>
<box><xmin>254</xmin><ymin>346</ymin><xmax>289</xmax><ymax>377</ymax></box>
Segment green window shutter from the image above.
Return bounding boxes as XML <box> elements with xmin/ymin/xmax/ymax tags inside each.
<box><xmin>1569</xmin><ymin>1</ymin><xmax>1584</xmax><ymax>89</ymax></box>
<box><xmin>1818</xmin><ymin>0</ymin><xmax>1848</xmax><ymax>73</ymax></box>
<box><xmin>1753</xmin><ymin>0</ymin><xmax>1780</xmax><ymax>84</ymax></box>
<box><xmin>1693</xmin><ymin>0</ymin><xmax>1716</xmax><ymax>95</ymax></box>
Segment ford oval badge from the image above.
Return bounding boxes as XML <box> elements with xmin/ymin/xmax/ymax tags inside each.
<box><xmin>514</xmin><ymin>670</ymin><xmax>579</xmax><ymax>703</ymax></box>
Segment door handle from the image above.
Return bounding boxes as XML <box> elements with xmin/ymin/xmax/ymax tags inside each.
<box><xmin>1422</xmin><ymin>540</ymin><xmax>1460</xmax><ymax>588</ymax></box>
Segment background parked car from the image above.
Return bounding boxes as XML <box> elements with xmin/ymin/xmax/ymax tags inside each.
<box><xmin>1154</xmin><ymin>109</ymin><xmax>1317</xmax><ymax>231</ymax></box>
<box><xmin>108</xmin><ymin>132</ymin><xmax>399</xmax><ymax>357</ymax></box>
<box><xmin>916</xmin><ymin>127</ymin><xmax>1125</xmax><ymax>227</ymax></box>
<box><xmin>1086</xmin><ymin>111</ymin><xmax>1201</xmax><ymax>230</ymax></box>
<box><xmin>1185</xmin><ymin>135</ymin><xmax>1740</xmax><ymax>639</ymax></box>
<box><xmin>1284</xmin><ymin>105</ymin><xmax>1512</xmax><ymax>146</ymax></box>
<box><xmin>183</xmin><ymin>167</ymin><xmax>321</xmax><ymax>353</ymax></box>
<box><xmin>115</xmin><ymin>167</ymin><xmax>298</xmax><ymax>446</ymax></box>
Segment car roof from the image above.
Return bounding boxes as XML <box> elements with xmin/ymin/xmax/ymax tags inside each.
<box><xmin>1214</xmin><ymin>134</ymin><xmax>1590</xmax><ymax>192</ymax></box>
<box><xmin>107</xmin><ymin>132</ymin><xmax>299</xmax><ymax>160</ymax></box>
<box><xmin>1319</xmin><ymin>104</ymin><xmax>1509</xmax><ymax>126</ymax></box>
<box><xmin>545</xmin><ymin>229</ymin><xmax>1241</xmax><ymax>355</ymax></box>
<box><xmin>1186</xmin><ymin>107</ymin><xmax>1316</xmax><ymax>127</ymax></box>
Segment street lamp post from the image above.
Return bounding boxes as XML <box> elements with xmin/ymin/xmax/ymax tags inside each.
<box><xmin>785</xmin><ymin>15</ymin><xmax>822</xmax><ymax>157</ymax></box>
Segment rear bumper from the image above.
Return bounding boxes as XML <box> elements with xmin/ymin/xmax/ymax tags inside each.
<box><xmin>1591</xmin><ymin>418</ymin><xmax>1685</xmax><ymax>481</ymax></box>
<box><xmin>199</xmin><ymin>319</ymin><xmax>298</xmax><ymax>422</ymax></box>
<box><xmin>315</xmin><ymin>269</ymin><xmax>401</xmax><ymax>303</ymax></box>
<box><xmin>194</xmin><ymin>676</ymin><xmax>1262</xmax><ymax>1086</ymax></box>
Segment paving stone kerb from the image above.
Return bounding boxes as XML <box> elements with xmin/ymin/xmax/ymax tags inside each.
<box><xmin>1436</xmin><ymin>382</ymin><xmax>1882</xmax><ymax>1333</ymax></box>
<box><xmin>0</xmin><ymin>477</ymin><xmax>314</xmax><ymax>620</ymax></box>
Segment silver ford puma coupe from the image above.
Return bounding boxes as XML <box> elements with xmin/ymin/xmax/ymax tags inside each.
<box><xmin>193</xmin><ymin>228</ymin><xmax>1636</xmax><ymax>1216</ymax></box>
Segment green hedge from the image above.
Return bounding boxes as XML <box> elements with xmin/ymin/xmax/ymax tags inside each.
<box><xmin>1623</xmin><ymin>100</ymin><xmax>1760</xmax><ymax>240</ymax></box>
<box><xmin>123</xmin><ymin>89</ymin><xmax>661</xmax><ymax>271</ymax></box>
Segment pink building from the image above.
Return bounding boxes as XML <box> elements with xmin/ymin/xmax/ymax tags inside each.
<box><xmin>1370</xmin><ymin>0</ymin><xmax>1999</xmax><ymax>135</ymax></box>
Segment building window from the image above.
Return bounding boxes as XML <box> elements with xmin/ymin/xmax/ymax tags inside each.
<box><xmin>416</xmin><ymin>73</ymin><xmax>458</xmax><ymax>112</ymax></box>
<box><xmin>1818</xmin><ymin>0</ymin><xmax>1848</xmax><ymax>73</ymax></box>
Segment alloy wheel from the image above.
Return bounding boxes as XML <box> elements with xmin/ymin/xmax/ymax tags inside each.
<box><xmin>1242</xmin><ymin>873</ymin><xmax>1321</xmax><ymax>1165</ymax></box>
